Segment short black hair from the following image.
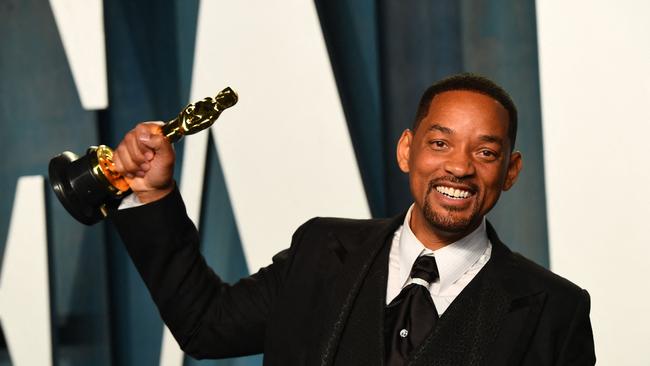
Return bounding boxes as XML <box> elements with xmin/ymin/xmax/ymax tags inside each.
<box><xmin>413</xmin><ymin>73</ymin><xmax>518</xmax><ymax>150</ymax></box>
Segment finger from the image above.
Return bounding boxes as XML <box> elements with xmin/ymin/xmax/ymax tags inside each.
<box><xmin>112</xmin><ymin>149</ymin><xmax>124</xmax><ymax>174</ymax></box>
<box><xmin>114</xmin><ymin>143</ymin><xmax>139</xmax><ymax>178</ymax></box>
<box><xmin>126</xmin><ymin>130</ymin><xmax>150</xmax><ymax>168</ymax></box>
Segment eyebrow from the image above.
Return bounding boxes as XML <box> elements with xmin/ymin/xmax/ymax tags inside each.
<box><xmin>427</xmin><ymin>124</ymin><xmax>453</xmax><ymax>134</ymax></box>
<box><xmin>428</xmin><ymin>123</ymin><xmax>504</xmax><ymax>146</ymax></box>
<box><xmin>478</xmin><ymin>134</ymin><xmax>504</xmax><ymax>146</ymax></box>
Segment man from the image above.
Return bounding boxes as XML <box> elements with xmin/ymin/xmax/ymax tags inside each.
<box><xmin>111</xmin><ymin>74</ymin><xmax>595</xmax><ymax>365</ymax></box>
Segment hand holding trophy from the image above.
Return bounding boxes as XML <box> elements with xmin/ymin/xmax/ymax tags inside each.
<box><xmin>49</xmin><ymin>87</ymin><xmax>238</xmax><ymax>225</ymax></box>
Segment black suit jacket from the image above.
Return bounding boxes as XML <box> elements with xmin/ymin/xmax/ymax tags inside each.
<box><xmin>112</xmin><ymin>187</ymin><xmax>595</xmax><ymax>365</ymax></box>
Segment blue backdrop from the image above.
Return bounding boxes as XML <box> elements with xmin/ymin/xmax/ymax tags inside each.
<box><xmin>0</xmin><ymin>1</ymin><xmax>547</xmax><ymax>365</ymax></box>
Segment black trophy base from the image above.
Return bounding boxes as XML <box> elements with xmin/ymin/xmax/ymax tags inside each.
<box><xmin>49</xmin><ymin>149</ymin><xmax>121</xmax><ymax>225</ymax></box>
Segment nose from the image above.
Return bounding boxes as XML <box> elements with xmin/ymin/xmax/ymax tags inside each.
<box><xmin>443</xmin><ymin>150</ymin><xmax>476</xmax><ymax>178</ymax></box>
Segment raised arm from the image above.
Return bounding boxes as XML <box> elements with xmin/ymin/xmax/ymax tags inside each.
<box><xmin>110</xmin><ymin>122</ymin><xmax>289</xmax><ymax>358</ymax></box>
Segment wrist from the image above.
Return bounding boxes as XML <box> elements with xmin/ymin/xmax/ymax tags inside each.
<box><xmin>134</xmin><ymin>184</ymin><xmax>174</xmax><ymax>204</ymax></box>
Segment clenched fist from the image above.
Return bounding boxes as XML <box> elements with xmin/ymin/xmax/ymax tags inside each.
<box><xmin>113</xmin><ymin>122</ymin><xmax>175</xmax><ymax>204</ymax></box>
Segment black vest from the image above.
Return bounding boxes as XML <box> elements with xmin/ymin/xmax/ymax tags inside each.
<box><xmin>332</xmin><ymin>238</ymin><xmax>506</xmax><ymax>366</ymax></box>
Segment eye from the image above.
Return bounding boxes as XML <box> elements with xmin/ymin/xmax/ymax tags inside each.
<box><xmin>478</xmin><ymin>149</ymin><xmax>499</xmax><ymax>161</ymax></box>
<box><xmin>429</xmin><ymin>140</ymin><xmax>448</xmax><ymax>150</ymax></box>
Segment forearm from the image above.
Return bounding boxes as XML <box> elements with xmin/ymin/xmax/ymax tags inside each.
<box><xmin>110</xmin><ymin>186</ymin><xmax>272</xmax><ymax>358</ymax></box>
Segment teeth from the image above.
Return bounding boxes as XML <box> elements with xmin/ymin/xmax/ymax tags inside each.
<box><xmin>436</xmin><ymin>186</ymin><xmax>471</xmax><ymax>199</ymax></box>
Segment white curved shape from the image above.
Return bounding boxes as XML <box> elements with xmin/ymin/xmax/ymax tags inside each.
<box><xmin>0</xmin><ymin>176</ymin><xmax>52</xmax><ymax>366</ymax></box>
<box><xmin>159</xmin><ymin>327</ymin><xmax>184</xmax><ymax>366</ymax></box>
<box><xmin>49</xmin><ymin>0</ymin><xmax>108</xmax><ymax>110</ymax></box>
<box><xmin>160</xmin><ymin>1</ymin><xmax>371</xmax><ymax>364</ymax></box>
<box><xmin>537</xmin><ymin>1</ymin><xmax>650</xmax><ymax>364</ymax></box>
<box><xmin>198</xmin><ymin>0</ymin><xmax>370</xmax><ymax>272</ymax></box>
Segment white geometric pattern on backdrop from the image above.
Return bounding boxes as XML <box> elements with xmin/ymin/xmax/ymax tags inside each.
<box><xmin>536</xmin><ymin>1</ymin><xmax>650</xmax><ymax>364</ymax></box>
<box><xmin>1</xmin><ymin>1</ymin><xmax>106</xmax><ymax>362</ymax></box>
<box><xmin>160</xmin><ymin>1</ymin><xmax>371</xmax><ymax>364</ymax></box>
<box><xmin>48</xmin><ymin>0</ymin><xmax>107</xmax><ymax>110</ymax></box>
<box><xmin>0</xmin><ymin>177</ymin><xmax>52</xmax><ymax>366</ymax></box>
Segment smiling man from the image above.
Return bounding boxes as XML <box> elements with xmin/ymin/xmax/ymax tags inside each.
<box><xmin>111</xmin><ymin>73</ymin><xmax>595</xmax><ymax>365</ymax></box>
<box><xmin>397</xmin><ymin>87</ymin><xmax>522</xmax><ymax>248</ymax></box>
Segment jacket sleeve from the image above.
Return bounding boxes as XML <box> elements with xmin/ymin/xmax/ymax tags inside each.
<box><xmin>556</xmin><ymin>289</ymin><xmax>596</xmax><ymax>365</ymax></box>
<box><xmin>110</xmin><ymin>186</ymin><xmax>313</xmax><ymax>359</ymax></box>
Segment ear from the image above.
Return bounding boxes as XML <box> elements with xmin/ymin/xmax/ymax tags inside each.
<box><xmin>503</xmin><ymin>151</ymin><xmax>522</xmax><ymax>191</ymax></box>
<box><xmin>396</xmin><ymin>129</ymin><xmax>413</xmax><ymax>173</ymax></box>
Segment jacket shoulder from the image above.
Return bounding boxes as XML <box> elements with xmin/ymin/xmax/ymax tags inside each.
<box><xmin>308</xmin><ymin>216</ymin><xmax>397</xmax><ymax>232</ymax></box>
<box><xmin>287</xmin><ymin>215</ymin><xmax>401</xmax><ymax>255</ymax></box>
<box><xmin>502</xmin><ymin>251</ymin><xmax>595</xmax><ymax>364</ymax></box>
<box><xmin>508</xmin><ymin>251</ymin><xmax>587</xmax><ymax>298</ymax></box>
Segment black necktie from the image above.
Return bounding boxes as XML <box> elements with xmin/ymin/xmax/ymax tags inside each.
<box><xmin>385</xmin><ymin>255</ymin><xmax>440</xmax><ymax>365</ymax></box>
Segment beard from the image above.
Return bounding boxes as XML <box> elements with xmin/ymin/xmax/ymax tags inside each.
<box><xmin>421</xmin><ymin>179</ymin><xmax>481</xmax><ymax>234</ymax></box>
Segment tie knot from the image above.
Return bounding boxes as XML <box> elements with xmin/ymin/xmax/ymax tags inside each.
<box><xmin>410</xmin><ymin>255</ymin><xmax>439</xmax><ymax>284</ymax></box>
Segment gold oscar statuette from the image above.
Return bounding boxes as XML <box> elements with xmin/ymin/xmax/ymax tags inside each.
<box><xmin>49</xmin><ymin>87</ymin><xmax>238</xmax><ymax>225</ymax></box>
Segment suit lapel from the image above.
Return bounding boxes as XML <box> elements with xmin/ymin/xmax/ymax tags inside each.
<box><xmin>480</xmin><ymin>223</ymin><xmax>548</xmax><ymax>366</ymax></box>
<box><xmin>410</xmin><ymin>222</ymin><xmax>547</xmax><ymax>366</ymax></box>
<box><xmin>314</xmin><ymin>214</ymin><xmax>404</xmax><ymax>366</ymax></box>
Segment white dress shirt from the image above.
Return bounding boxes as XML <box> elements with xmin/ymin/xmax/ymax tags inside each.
<box><xmin>386</xmin><ymin>205</ymin><xmax>492</xmax><ymax>316</ymax></box>
<box><xmin>118</xmin><ymin>192</ymin><xmax>143</xmax><ymax>209</ymax></box>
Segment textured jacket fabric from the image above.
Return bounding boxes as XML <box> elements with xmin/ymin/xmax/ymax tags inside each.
<box><xmin>111</xmin><ymin>187</ymin><xmax>595</xmax><ymax>365</ymax></box>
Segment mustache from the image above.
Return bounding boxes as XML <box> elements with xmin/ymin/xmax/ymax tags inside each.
<box><xmin>426</xmin><ymin>177</ymin><xmax>479</xmax><ymax>195</ymax></box>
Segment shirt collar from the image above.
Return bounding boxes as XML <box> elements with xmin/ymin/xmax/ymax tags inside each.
<box><xmin>398</xmin><ymin>205</ymin><xmax>489</xmax><ymax>291</ymax></box>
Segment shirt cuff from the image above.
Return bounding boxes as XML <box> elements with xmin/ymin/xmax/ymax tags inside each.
<box><xmin>118</xmin><ymin>193</ymin><xmax>144</xmax><ymax>210</ymax></box>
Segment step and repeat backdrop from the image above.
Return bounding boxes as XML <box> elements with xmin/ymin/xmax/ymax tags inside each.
<box><xmin>0</xmin><ymin>0</ymin><xmax>647</xmax><ymax>365</ymax></box>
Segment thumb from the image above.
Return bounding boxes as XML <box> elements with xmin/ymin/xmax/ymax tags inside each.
<box><xmin>136</xmin><ymin>122</ymin><xmax>166</xmax><ymax>151</ymax></box>
<box><xmin>138</xmin><ymin>133</ymin><xmax>168</xmax><ymax>152</ymax></box>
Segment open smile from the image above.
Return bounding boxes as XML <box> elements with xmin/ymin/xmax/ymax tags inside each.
<box><xmin>434</xmin><ymin>185</ymin><xmax>474</xmax><ymax>200</ymax></box>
